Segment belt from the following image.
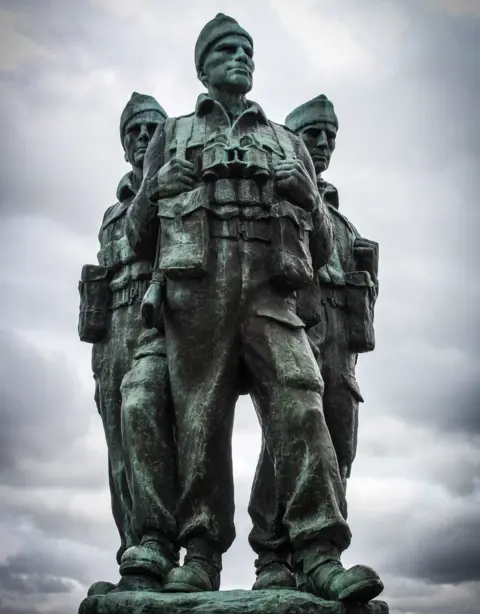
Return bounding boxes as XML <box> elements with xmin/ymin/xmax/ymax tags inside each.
<box><xmin>209</xmin><ymin>218</ymin><xmax>271</xmax><ymax>242</ymax></box>
<box><xmin>110</xmin><ymin>279</ymin><xmax>150</xmax><ymax>310</ymax></box>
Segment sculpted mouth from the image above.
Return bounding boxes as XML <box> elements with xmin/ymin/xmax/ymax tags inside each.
<box><xmin>231</xmin><ymin>66</ymin><xmax>250</xmax><ymax>75</ymax></box>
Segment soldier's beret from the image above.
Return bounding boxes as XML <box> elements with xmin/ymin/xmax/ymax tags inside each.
<box><xmin>120</xmin><ymin>92</ymin><xmax>167</xmax><ymax>144</ymax></box>
<box><xmin>285</xmin><ymin>94</ymin><xmax>338</xmax><ymax>133</ymax></box>
<box><xmin>195</xmin><ymin>13</ymin><xmax>253</xmax><ymax>74</ymax></box>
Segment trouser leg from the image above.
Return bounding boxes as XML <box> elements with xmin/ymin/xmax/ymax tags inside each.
<box><xmin>242</xmin><ymin>314</ymin><xmax>351</xmax><ymax>554</ymax></box>
<box><xmin>322</xmin><ymin>367</ymin><xmax>360</xmax><ymax>489</ymax></box>
<box><xmin>95</xmin><ymin>364</ymin><xmax>134</xmax><ymax>563</ymax></box>
<box><xmin>248</xmin><ymin>437</ymin><xmax>290</xmax><ymax>565</ymax></box>
<box><xmin>120</xmin><ymin>329</ymin><xmax>177</xmax><ymax>557</ymax></box>
<box><xmin>164</xmin><ymin>255</ymin><xmax>241</xmax><ymax>558</ymax></box>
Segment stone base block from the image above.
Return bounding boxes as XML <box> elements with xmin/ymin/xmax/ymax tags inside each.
<box><xmin>79</xmin><ymin>589</ymin><xmax>389</xmax><ymax>614</ymax></box>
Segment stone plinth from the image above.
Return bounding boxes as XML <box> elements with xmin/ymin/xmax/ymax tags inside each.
<box><xmin>79</xmin><ymin>589</ymin><xmax>389</xmax><ymax>614</ymax></box>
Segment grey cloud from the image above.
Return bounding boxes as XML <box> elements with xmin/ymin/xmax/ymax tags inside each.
<box><xmin>409</xmin><ymin>515</ymin><xmax>480</xmax><ymax>584</ymax></box>
<box><xmin>0</xmin><ymin>327</ymin><xmax>92</xmax><ymax>476</ymax></box>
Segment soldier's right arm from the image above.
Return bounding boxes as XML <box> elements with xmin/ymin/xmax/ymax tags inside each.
<box><xmin>124</xmin><ymin>122</ymin><xmax>168</xmax><ymax>256</ymax></box>
<box><xmin>294</xmin><ymin>136</ymin><xmax>336</xmax><ymax>271</ymax></box>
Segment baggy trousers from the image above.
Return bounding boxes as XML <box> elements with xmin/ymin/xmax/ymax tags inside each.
<box><xmin>163</xmin><ymin>236</ymin><xmax>351</xmax><ymax>557</ymax></box>
<box><xmin>119</xmin><ymin>327</ymin><xmax>178</xmax><ymax>558</ymax></box>
<box><xmin>249</xmin><ymin>295</ymin><xmax>362</xmax><ymax>560</ymax></box>
<box><xmin>92</xmin><ymin>303</ymin><xmax>142</xmax><ymax>563</ymax></box>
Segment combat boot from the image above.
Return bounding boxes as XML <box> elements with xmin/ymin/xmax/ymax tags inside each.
<box><xmin>119</xmin><ymin>531</ymin><xmax>178</xmax><ymax>586</ymax></box>
<box><xmin>87</xmin><ymin>581</ymin><xmax>116</xmax><ymax>596</ymax></box>
<box><xmin>296</xmin><ymin>541</ymin><xmax>383</xmax><ymax>603</ymax></box>
<box><xmin>252</xmin><ymin>550</ymin><xmax>296</xmax><ymax>590</ymax></box>
<box><xmin>163</xmin><ymin>540</ymin><xmax>221</xmax><ymax>593</ymax></box>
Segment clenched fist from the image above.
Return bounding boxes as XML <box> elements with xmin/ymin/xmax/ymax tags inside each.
<box><xmin>274</xmin><ymin>159</ymin><xmax>317</xmax><ymax>212</ymax></box>
<box><xmin>148</xmin><ymin>157</ymin><xmax>197</xmax><ymax>201</ymax></box>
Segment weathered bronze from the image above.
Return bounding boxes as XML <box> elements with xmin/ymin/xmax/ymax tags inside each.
<box><xmin>78</xmin><ymin>93</ymin><xmax>176</xmax><ymax>596</ymax></box>
<box><xmin>78</xmin><ymin>14</ymin><xmax>387</xmax><ymax>614</ymax></box>
<box><xmin>248</xmin><ymin>94</ymin><xmax>380</xmax><ymax>592</ymax></box>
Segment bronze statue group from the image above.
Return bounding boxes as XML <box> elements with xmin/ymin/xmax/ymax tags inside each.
<box><xmin>78</xmin><ymin>13</ymin><xmax>381</xmax><ymax>606</ymax></box>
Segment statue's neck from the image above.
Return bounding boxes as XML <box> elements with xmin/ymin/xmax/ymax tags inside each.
<box><xmin>208</xmin><ymin>87</ymin><xmax>248</xmax><ymax>120</ymax></box>
<box><xmin>131</xmin><ymin>167</ymin><xmax>142</xmax><ymax>192</ymax></box>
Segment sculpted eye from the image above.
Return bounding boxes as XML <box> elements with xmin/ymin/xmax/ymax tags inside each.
<box><xmin>218</xmin><ymin>44</ymin><xmax>236</xmax><ymax>54</ymax></box>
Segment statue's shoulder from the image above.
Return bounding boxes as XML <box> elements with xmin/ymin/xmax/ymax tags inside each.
<box><xmin>269</xmin><ymin>120</ymin><xmax>299</xmax><ymax>141</ymax></box>
<box><xmin>176</xmin><ymin>111</ymin><xmax>195</xmax><ymax>121</ymax></box>
<box><xmin>99</xmin><ymin>199</ymin><xmax>130</xmax><ymax>235</ymax></box>
<box><xmin>267</xmin><ymin>121</ymin><xmax>305</xmax><ymax>158</ymax></box>
<box><xmin>329</xmin><ymin>204</ymin><xmax>361</xmax><ymax>238</ymax></box>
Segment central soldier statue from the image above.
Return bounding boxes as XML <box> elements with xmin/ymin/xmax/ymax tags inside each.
<box><xmin>116</xmin><ymin>13</ymin><xmax>384</xmax><ymax>605</ymax></box>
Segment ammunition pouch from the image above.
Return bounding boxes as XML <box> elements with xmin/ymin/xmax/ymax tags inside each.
<box><xmin>97</xmin><ymin>236</ymin><xmax>136</xmax><ymax>268</ymax></box>
<box><xmin>210</xmin><ymin>218</ymin><xmax>270</xmax><ymax>242</ymax></box>
<box><xmin>157</xmin><ymin>187</ymin><xmax>210</xmax><ymax>280</ymax></box>
<box><xmin>344</xmin><ymin>270</ymin><xmax>375</xmax><ymax>353</ymax></box>
<box><xmin>78</xmin><ymin>264</ymin><xmax>111</xmax><ymax>343</ymax></box>
<box><xmin>353</xmin><ymin>238</ymin><xmax>379</xmax><ymax>284</ymax></box>
<box><xmin>269</xmin><ymin>201</ymin><xmax>314</xmax><ymax>290</ymax></box>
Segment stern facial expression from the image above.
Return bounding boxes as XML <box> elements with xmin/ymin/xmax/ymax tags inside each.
<box><xmin>299</xmin><ymin>122</ymin><xmax>337</xmax><ymax>174</ymax></box>
<box><xmin>201</xmin><ymin>34</ymin><xmax>254</xmax><ymax>94</ymax></box>
<box><xmin>123</xmin><ymin>111</ymin><xmax>162</xmax><ymax>171</ymax></box>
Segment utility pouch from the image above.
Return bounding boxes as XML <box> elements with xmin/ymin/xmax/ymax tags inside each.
<box><xmin>296</xmin><ymin>280</ymin><xmax>324</xmax><ymax>328</ymax></box>
<box><xmin>157</xmin><ymin>187</ymin><xmax>210</xmax><ymax>279</ymax></box>
<box><xmin>344</xmin><ymin>270</ymin><xmax>375</xmax><ymax>353</ymax></box>
<box><xmin>78</xmin><ymin>264</ymin><xmax>111</xmax><ymax>343</ymax></box>
<box><xmin>269</xmin><ymin>201</ymin><xmax>314</xmax><ymax>290</ymax></box>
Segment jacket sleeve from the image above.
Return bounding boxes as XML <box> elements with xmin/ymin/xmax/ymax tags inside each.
<box><xmin>124</xmin><ymin>122</ymin><xmax>166</xmax><ymax>256</ymax></box>
<box><xmin>295</xmin><ymin>136</ymin><xmax>335</xmax><ymax>271</ymax></box>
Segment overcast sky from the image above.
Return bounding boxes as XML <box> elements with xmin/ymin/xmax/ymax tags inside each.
<box><xmin>0</xmin><ymin>1</ymin><xmax>479</xmax><ymax>613</ymax></box>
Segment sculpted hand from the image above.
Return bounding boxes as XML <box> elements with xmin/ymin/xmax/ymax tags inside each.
<box><xmin>148</xmin><ymin>157</ymin><xmax>197</xmax><ymax>201</ymax></box>
<box><xmin>274</xmin><ymin>159</ymin><xmax>317</xmax><ymax>211</ymax></box>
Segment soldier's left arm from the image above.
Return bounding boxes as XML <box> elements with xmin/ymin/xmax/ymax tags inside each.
<box><xmin>295</xmin><ymin>137</ymin><xmax>336</xmax><ymax>270</ymax></box>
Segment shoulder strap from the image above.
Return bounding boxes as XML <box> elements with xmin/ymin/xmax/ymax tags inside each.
<box><xmin>270</xmin><ymin>122</ymin><xmax>296</xmax><ymax>159</ymax></box>
<box><xmin>163</xmin><ymin>117</ymin><xmax>177</xmax><ymax>164</ymax></box>
<box><xmin>174</xmin><ymin>115</ymin><xmax>195</xmax><ymax>160</ymax></box>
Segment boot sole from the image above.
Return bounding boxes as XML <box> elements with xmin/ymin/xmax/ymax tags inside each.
<box><xmin>163</xmin><ymin>581</ymin><xmax>209</xmax><ymax>593</ymax></box>
<box><xmin>252</xmin><ymin>584</ymin><xmax>295</xmax><ymax>591</ymax></box>
<box><xmin>339</xmin><ymin>579</ymin><xmax>384</xmax><ymax>603</ymax></box>
<box><xmin>119</xmin><ymin>556</ymin><xmax>168</xmax><ymax>579</ymax></box>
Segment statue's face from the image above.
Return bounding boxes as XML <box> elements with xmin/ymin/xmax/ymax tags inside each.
<box><xmin>298</xmin><ymin>121</ymin><xmax>337</xmax><ymax>174</ymax></box>
<box><xmin>202</xmin><ymin>34</ymin><xmax>254</xmax><ymax>94</ymax></box>
<box><xmin>123</xmin><ymin>111</ymin><xmax>161</xmax><ymax>170</ymax></box>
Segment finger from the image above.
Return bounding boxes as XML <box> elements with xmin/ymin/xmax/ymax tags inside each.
<box><xmin>274</xmin><ymin>162</ymin><xmax>294</xmax><ymax>172</ymax></box>
<box><xmin>170</xmin><ymin>169</ymin><xmax>196</xmax><ymax>184</ymax></box>
<box><xmin>275</xmin><ymin>171</ymin><xmax>295</xmax><ymax>181</ymax></box>
<box><xmin>175</xmin><ymin>158</ymin><xmax>196</xmax><ymax>171</ymax></box>
<box><xmin>179</xmin><ymin>178</ymin><xmax>195</xmax><ymax>190</ymax></box>
<box><xmin>179</xmin><ymin>171</ymin><xmax>196</xmax><ymax>184</ymax></box>
<box><xmin>181</xmin><ymin>168</ymin><xmax>197</xmax><ymax>181</ymax></box>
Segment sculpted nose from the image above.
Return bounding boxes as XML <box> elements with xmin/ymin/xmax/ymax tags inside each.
<box><xmin>139</xmin><ymin>125</ymin><xmax>149</xmax><ymax>140</ymax></box>
<box><xmin>234</xmin><ymin>46</ymin><xmax>248</xmax><ymax>63</ymax></box>
<box><xmin>317</xmin><ymin>130</ymin><xmax>328</xmax><ymax>148</ymax></box>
